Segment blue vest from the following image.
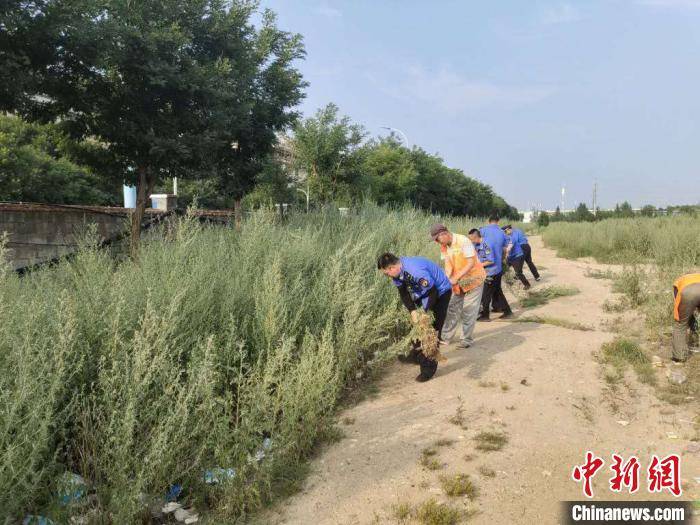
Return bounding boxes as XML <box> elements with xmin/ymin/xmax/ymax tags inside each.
<box><xmin>392</xmin><ymin>256</ymin><xmax>451</xmax><ymax>309</ymax></box>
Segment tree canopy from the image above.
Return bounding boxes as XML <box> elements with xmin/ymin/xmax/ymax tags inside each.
<box><xmin>0</xmin><ymin>0</ymin><xmax>306</xmax><ymax>250</ymax></box>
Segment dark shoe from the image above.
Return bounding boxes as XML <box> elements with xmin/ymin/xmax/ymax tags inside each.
<box><xmin>671</xmin><ymin>357</ymin><xmax>687</xmax><ymax>363</ymax></box>
<box><xmin>499</xmin><ymin>311</ymin><xmax>514</xmax><ymax>320</ymax></box>
<box><xmin>523</xmin><ymin>284</ymin><xmax>531</xmax><ymax>290</ymax></box>
<box><xmin>535</xmin><ymin>277</ymin><xmax>541</xmax><ymax>282</ymax></box>
<box><xmin>398</xmin><ymin>348</ymin><xmax>421</xmax><ymax>364</ymax></box>
<box><xmin>416</xmin><ymin>354</ymin><xmax>438</xmax><ymax>381</ymax></box>
<box><xmin>477</xmin><ymin>315</ymin><xmax>491</xmax><ymax>322</ymax></box>
<box><xmin>415</xmin><ymin>372</ymin><xmax>434</xmax><ymax>382</ymax></box>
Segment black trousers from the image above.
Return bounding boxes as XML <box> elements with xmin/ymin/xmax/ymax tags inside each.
<box><xmin>509</xmin><ymin>256</ymin><xmax>531</xmax><ymax>288</ymax></box>
<box><xmin>521</xmin><ymin>243</ymin><xmax>540</xmax><ymax>279</ymax></box>
<box><xmin>414</xmin><ymin>290</ymin><xmax>451</xmax><ymax>378</ymax></box>
<box><xmin>431</xmin><ymin>290</ymin><xmax>452</xmax><ymax>338</ymax></box>
<box><xmin>481</xmin><ymin>272</ymin><xmax>511</xmax><ymax>318</ymax></box>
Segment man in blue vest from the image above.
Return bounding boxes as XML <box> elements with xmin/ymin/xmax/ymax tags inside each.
<box><xmin>502</xmin><ymin>225</ymin><xmax>531</xmax><ymax>290</ymax></box>
<box><xmin>469</xmin><ymin>226</ymin><xmax>513</xmax><ymax>321</ymax></box>
<box><xmin>377</xmin><ymin>252</ymin><xmax>452</xmax><ymax>382</ymax></box>
<box><xmin>503</xmin><ymin>224</ymin><xmax>540</xmax><ymax>281</ymax></box>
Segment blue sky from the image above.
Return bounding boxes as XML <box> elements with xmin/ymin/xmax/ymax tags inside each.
<box><xmin>262</xmin><ymin>0</ymin><xmax>700</xmax><ymax>211</ymax></box>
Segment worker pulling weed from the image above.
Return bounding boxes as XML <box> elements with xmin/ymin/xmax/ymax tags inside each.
<box><xmin>378</xmin><ymin>252</ymin><xmax>452</xmax><ymax>382</ymax></box>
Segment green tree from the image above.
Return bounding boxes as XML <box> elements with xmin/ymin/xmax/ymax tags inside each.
<box><xmin>241</xmin><ymin>155</ymin><xmax>296</xmax><ymax>209</ymax></box>
<box><xmin>615</xmin><ymin>201</ymin><xmax>635</xmax><ymax>218</ymax></box>
<box><xmin>552</xmin><ymin>206</ymin><xmax>563</xmax><ymax>222</ymax></box>
<box><xmin>537</xmin><ymin>210</ymin><xmax>550</xmax><ymax>227</ymax></box>
<box><xmin>1</xmin><ymin>1</ymin><xmax>305</xmax><ymax>254</ymax></box>
<box><xmin>573</xmin><ymin>202</ymin><xmax>595</xmax><ymax>222</ymax></box>
<box><xmin>291</xmin><ymin>103</ymin><xmax>365</xmax><ymax>204</ymax></box>
<box><xmin>361</xmin><ymin>139</ymin><xmax>417</xmax><ymax>205</ymax></box>
<box><xmin>640</xmin><ymin>204</ymin><xmax>656</xmax><ymax>217</ymax></box>
<box><xmin>0</xmin><ymin>114</ymin><xmax>114</xmax><ymax>204</ymax></box>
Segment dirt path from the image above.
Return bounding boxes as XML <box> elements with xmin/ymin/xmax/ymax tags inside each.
<box><xmin>260</xmin><ymin>236</ymin><xmax>700</xmax><ymax>524</ymax></box>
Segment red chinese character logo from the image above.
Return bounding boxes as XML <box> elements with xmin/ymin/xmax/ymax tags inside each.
<box><xmin>648</xmin><ymin>454</ymin><xmax>681</xmax><ymax>497</ymax></box>
<box><xmin>572</xmin><ymin>451</ymin><xmax>605</xmax><ymax>498</ymax></box>
<box><xmin>609</xmin><ymin>454</ymin><xmax>640</xmax><ymax>493</ymax></box>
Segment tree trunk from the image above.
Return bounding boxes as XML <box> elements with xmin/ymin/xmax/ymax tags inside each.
<box><xmin>234</xmin><ymin>198</ymin><xmax>242</xmax><ymax>231</ymax></box>
<box><xmin>130</xmin><ymin>166</ymin><xmax>154</xmax><ymax>259</ymax></box>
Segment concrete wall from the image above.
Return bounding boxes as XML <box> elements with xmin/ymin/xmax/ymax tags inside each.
<box><xmin>0</xmin><ymin>204</ymin><xmax>235</xmax><ymax>271</ymax></box>
<box><xmin>0</xmin><ymin>204</ymin><xmax>132</xmax><ymax>270</ymax></box>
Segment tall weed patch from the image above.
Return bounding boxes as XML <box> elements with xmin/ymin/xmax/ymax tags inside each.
<box><xmin>543</xmin><ymin>216</ymin><xmax>700</xmax><ymax>341</ymax></box>
<box><xmin>0</xmin><ymin>205</ymin><xmax>483</xmax><ymax>523</ymax></box>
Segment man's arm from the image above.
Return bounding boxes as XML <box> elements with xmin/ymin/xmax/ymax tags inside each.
<box><xmin>397</xmin><ymin>283</ymin><xmax>417</xmax><ymax>312</ymax></box>
<box><xmin>450</xmin><ymin>256</ymin><xmax>476</xmax><ymax>283</ymax></box>
<box><xmin>424</xmin><ymin>286</ymin><xmax>440</xmax><ymax>310</ymax></box>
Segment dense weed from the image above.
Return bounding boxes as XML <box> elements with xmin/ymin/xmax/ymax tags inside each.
<box><xmin>0</xmin><ymin>205</ymin><xmax>489</xmax><ymax>523</ymax></box>
<box><xmin>543</xmin><ymin>217</ymin><xmax>700</xmax><ymax>342</ymax></box>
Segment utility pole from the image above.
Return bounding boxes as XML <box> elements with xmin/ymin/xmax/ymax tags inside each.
<box><xmin>560</xmin><ymin>185</ymin><xmax>566</xmax><ymax>212</ymax></box>
<box><xmin>592</xmin><ymin>179</ymin><xmax>598</xmax><ymax>216</ymax></box>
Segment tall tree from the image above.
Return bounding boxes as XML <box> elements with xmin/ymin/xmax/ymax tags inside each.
<box><xmin>0</xmin><ymin>0</ymin><xmax>305</xmax><ymax>254</ymax></box>
<box><xmin>291</xmin><ymin>103</ymin><xmax>365</xmax><ymax>204</ymax></box>
<box><xmin>0</xmin><ymin>114</ymin><xmax>115</xmax><ymax>204</ymax></box>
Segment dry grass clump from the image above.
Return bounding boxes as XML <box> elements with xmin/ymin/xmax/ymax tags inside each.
<box><xmin>520</xmin><ymin>285</ymin><xmax>579</xmax><ymax>308</ymax></box>
<box><xmin>600</xmin><ymin>338</ymin><xmax>656</xmax><ymax>386</ymax></box>
<box><xmin>473</xmin><ymin>430</ymin><xmax>508</xmax><ymax>452</ymax></box>
<box><xmin>439</xmin><ymin>474</ymin><xmax>478</xmax><ymax>499</ymax></box>
<box><xmin>513</xmin><ymin>315</ymin><xmax>592</xmax><ymax>331</ymax></box>
<box><xmin>410</xmin><ymin>311</ymin><xmax>446</xmax><ymax>362</ymax></box>
<box><xmin>420</xmin><ymin>447</ymin><xmax>442</xmax><ymax>471</ymax></box>
<box><xmin>415</xmin><ymin>498</ymin><xmax>468</xmax><ymax>525</ymax></box>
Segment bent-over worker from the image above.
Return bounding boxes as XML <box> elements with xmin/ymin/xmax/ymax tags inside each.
<box><xmin>672</xmin><ymin>273</ymin><xmax>700</xmax><ymax>362</ymax></box>
<box><xmin>377</xmin><ymin>253</ymin><xmax>452</xmax><ymax>381</ymax></box>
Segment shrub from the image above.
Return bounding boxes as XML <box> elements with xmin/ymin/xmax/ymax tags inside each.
<box><xmin>0</xmin><ymin>205</ymin><xmax>490</xmax><ymax>522</ymax></box>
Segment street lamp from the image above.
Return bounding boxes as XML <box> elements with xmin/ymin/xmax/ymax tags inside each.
<box><xmin>380</xmin><ymin>126</ymin><xmax>409</xmax><ymax>147</ymax></box>
<box><xmin>296</xmin><ymin>186</ymin><xmax>309</xmax><ymax>213</ymax></box>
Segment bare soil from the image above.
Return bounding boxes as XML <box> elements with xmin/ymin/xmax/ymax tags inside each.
<box><xmin>259</xmin><ymin>236</ymin><xmax>700</xmax><ymax>524</ymax></box>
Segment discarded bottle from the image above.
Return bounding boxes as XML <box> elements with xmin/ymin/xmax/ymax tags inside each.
<box><xmin>166</xmin><ymin>483</ymin><xmax>183</xmax><ymax>502</ymax></box>
<box><xmin>203</xmin><ymin>467</ymin><xmax>237</xmax><ymax>485</ymax></box>
<box><xmin>23</xmin><ymin>516</ymin><xmax>55</xmax><ymax>525</ymax></box>
<box><xmin>57</xmin><ymin>473</ymin><xmax>87</xmax><ymax>506</ymax></box>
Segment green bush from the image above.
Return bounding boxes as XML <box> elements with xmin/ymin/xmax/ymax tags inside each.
<box><xmin>0</xmin><ymin>204</ymin><xmax>485</xmax><ymax>523</ymax></box>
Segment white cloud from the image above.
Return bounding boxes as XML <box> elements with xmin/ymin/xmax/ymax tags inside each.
<box><xmin>540</xmin><ymin>3</ymin><xmax>581</xmax><ymax>25</ymax></box>
<box><xmin>315</xmin><ymin>4</ymin><xmax>342</xmax><ymax>18</ymax></box>
<box><xmin>639</xmin><ymin>0</ymin><xmax>700</xmax><ymax>7</ymax></box>
<box><xmin>380</xmin><ymin>65</ymin><xmax>556</xmax><ymax>114</ymax></box>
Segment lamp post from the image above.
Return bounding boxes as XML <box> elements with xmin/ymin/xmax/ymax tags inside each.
<box><xmin>380</xmin><ymin>126</ymin><xmax>409</xmax><ymax>147</ymax></box>
<box><xmin>296</xmin><ymin>185</ymin><xmax>309</xmax><ymax>213</ymax></box>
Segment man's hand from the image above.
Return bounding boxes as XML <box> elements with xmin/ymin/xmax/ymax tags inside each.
<box><xmin>410</xmin><ymin>310</ymin><xmax>420</xmax><ymax>324</ymax></box>
<box><xmin>449</xmin><ymin>276</ymin><xmax>459</xmax><ymax>285</ymax></box>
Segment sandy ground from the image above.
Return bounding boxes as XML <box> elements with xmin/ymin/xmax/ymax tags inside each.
<box><xmin>258</xmin><ymin>236</ymin><xmax>700</xmax><ymax>524</ymax></box>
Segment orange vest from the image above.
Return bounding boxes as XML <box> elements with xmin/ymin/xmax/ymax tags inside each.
<box><xmin>673</xmin><ymin>273</ymin><xmax>700</xmax><ymax>321</ymax></box>
<box><xmin>440</xmin><ymin>233</ymin><xmax>486</xmax><ymax>294</ymax></box>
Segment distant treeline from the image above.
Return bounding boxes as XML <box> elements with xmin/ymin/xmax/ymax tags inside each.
<box><xmin>536</xmin><ymin>201</ymin><xmax>699</xmax><ymax>226</ymax></box>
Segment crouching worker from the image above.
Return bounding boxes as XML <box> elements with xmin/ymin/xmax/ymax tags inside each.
<box><xmin>377</xmin><ymin>253</ymin><xmax>452</xmax><ymax>382</ymax></box>
<box><xmin>672</xmin><ymin>273</ymin><xmax>700</xmax><ymax>363</ymax></box>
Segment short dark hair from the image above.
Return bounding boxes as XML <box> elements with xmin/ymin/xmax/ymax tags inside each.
<box><xmin>502</xmin><ymin>224</ymin><xmax>512</xmax><ymax>231</ymax></box>
<box><xmin>488</xmin><ymin>215</ymin><xmax>500</xmax><ymax>223</ymax></box>
<box><xmin>468</xmin><ymin>228</ymin><xmax>481</xmax><ymax>236</ymax></box>
<box><xmin>377</xmin><ymin>252</ymin><xmax>400</xmax><ymax>270</ymax></box>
